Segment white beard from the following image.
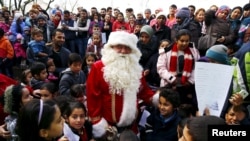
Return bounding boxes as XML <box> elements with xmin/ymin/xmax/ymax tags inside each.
<box><xmin>101</xmin><ymin>47</ymin><xmax>143</xmax><ymax>126</ymax></box>
<box><xmin>102</xmin><ymin>48</ymin><xmax>143</xmax><ymax>95</ymax></box>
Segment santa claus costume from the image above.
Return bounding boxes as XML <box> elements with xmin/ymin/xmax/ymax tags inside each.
<box><xmin>86</xmin><ymin>31</ymin><xmax>158</xmax><ymax>138</ymax></box>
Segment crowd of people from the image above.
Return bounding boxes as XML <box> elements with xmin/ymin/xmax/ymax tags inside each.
<box><xmin>0</xmin><ymin>2</ymin><xmax>250</xmax><ymax>141</ymax></box>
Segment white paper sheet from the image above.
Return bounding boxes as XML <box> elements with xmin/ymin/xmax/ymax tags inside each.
<box><xmin>139</xmin><ymin>109</ymin><xmax>151</xmax><ymax>127</ymax></box>
<box><xmin>194</xmin><ymin>62</ymin><xmax>234</xmax><ymax>116</ymax></box>
<box><xmin>102</xmin><ymin>32</ymin><xmax>107</xmax><ymax>44</ymax></box>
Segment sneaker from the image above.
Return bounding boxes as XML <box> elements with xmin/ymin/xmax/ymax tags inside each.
<box><xmin>48</xmin><ymin>74</ymin><xmax>58</xmax><ymax>81</ymax></box>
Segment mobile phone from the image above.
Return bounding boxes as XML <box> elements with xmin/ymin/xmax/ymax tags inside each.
<box><xmin>238</xmin><ymin>89</ymin><xmax>248</xmax><ymax>99</ymax></box>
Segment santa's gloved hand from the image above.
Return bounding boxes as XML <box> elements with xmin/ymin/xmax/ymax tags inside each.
<box><xmin>105</xmin><ymin>126</ymin><xmax>118</xmax><ymax>141</ymax></box>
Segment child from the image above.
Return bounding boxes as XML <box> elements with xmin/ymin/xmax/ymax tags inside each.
<box><xmin>82</xmin><ymin>52</ymin><xmax>98</xmax><ymax>78</ymax></box>
<box><xmin>145</xmin><ymin>87</ymin><xmax>181</xmax><ymax>141</ymax></box>
<box><xmin>134</xmin><ymin>20</ymin><xmax>144</xmax><ymax>38</ymax></box>
<box><xmin>20</xmin><ymin>68</ymin><xmax>32</xmax><ymax>86</ymax></box>
<box><xmin>27</xmin><ymin>28</ymin><xmax>57</xmax><ymax>81</ymax></box>
<box><xmin>59</xmin><ymin>53</ymin><xmax>86</xmax><ymax>96</ymax></box>
<box><xmin>86</xmin><ymin>31</ymin><xmax>103</xmax><ymax>60</ymax></box>
<box><xmin>119</xmin><ymin>129</ymin><xmax>139</xmax><ymax>141</ymax></box>
<box><xmin>63</xmin><ymin>101</ymin><xmax>94</xmax><ymax>141</ymax></box>
<box><xmin>0</xmin><ymin>84</ymin><xmax>33</xmax><ymax>141</ymax></box>
<box><xmin>22</xmin><ymin>26</ymin><xmax>31</xmax><ymax>50</ymax></box>
<box><xmin>30</xmin><ymin>62</ymin><xmax>48</xmax><ymax>91</ymax></box>
<box><xmin>144</xmin><ymin>39</ymin><xmax>171</xmax><ymax>92</ymax></box>
<box><xmin>70</xmin><ymin>84</ymin><xmax>86</xmax><ymax>105</ymax></box>
<box><xmin>0</xmin><ymin>17</ymin><xmax>9</xmax><ymax>33</ymax></box>
<box><xmin>16</xmin><ymin>99</ymin><xmax>65</xmax><ymax>141</ymax></box>
<box><xmin>177</xmin><ymin>118</ymin><xmax>189</xmax><ymax>140</ymax></box>
<box><xmin>87</xmin><ymin>24</ymin><xmax>101</xmax><ymax>45</ymax></box>
<box><xmin>14</xmin><ymin>33</ymin><xmax>27</xmax><ymax>68</ymax></box>
<box><xmin>40</xmin><ymin>82</ymin><xmax>58</xmax><ymax>101</ymax></box>
<box><xmin>28</xmin><ymin>28</ymin><xmax>49</xmax><ymax>63</ymax></box>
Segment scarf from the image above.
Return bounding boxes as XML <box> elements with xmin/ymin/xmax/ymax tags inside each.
<box><xmin>169</xmin><ymin>43</ymin><xmax>193</xmax><ymax>84</ymax></box>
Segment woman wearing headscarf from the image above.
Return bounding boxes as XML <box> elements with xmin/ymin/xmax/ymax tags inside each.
<box><xmin>200</xmin><ymin>5</ymin><xmax>235</xmax><ymax>56</ymax></box>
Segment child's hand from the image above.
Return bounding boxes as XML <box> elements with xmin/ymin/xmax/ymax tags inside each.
<box><xmin>105</xmin><ymin>126</ymin><xmax>118</xmax><ymax>141</ymax></box>
<box><xmin>58</xmin><ymin>136</ymin><xmax>69</xmax><ymax>141</ymax></box>
<box><xmin>229</xmin><ymin>93</ymin><xmax>243</xmax><ymax>106</ymax></box>
<box><xmin>0</xmin><ymin>124</ymin><xmax>10</xmax><ymax>139</ymax></box>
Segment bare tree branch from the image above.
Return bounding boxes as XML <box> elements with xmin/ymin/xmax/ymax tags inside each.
<box><xmin>0</xmin><ymin>0</ymin><xmax>4</xmax><ymax>7</ymax></box>
<box><xmin>71</xmin><ymin>0</ymin><xmax>78</xmax><ymax>12</ymax></box>
<box><xmin>14</xmin><ymin>0</ymin><xmax>17</xmax><ymax>9</ymax></box>
<box><xmin>21</xmin><ymin>0</ymin><xmax>34</xmax><ymax>15</ymax></box>
<box><xmin>18</xmin><ymin>0</ymin><xmax>23</xmax><ymax>10</ymax></box>
<box><xmin>45</xmin><ymin>0</ymin><xmax>55</xmax><ymax>11</ymax></box>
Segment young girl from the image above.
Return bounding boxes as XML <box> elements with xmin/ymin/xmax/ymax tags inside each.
<box><xmin>16</xmin><ymin>99</ymin><xmax>65</xmax><ymax>141</ymax></box>
<box><xmin>157</xmin><ymin>29</ymin><xmax>200</xmax><ymax>113</ymax></box>
<box><xmin>40</xmin><ymin>82</ymin><xmax>58</xmax><ymax>101</ymax></box>
<box><xmin>14</xmin><ymin>33</ymin><xmax>27</xmax><ymax>68</ymax></box>
<box><xmin>144</xmin><ymin>39</ymin><xmax>171</xmax><ymax>92</ymax></box>
<box><xmin>20</xmin><ymin>68</ymin><xmax>32</xmax><ymax>86</ymax></box>
<box><xmin>70</xmin><ymin>84</ymin><xmax>86</xmax><ymax>105</ymax></box>
<box><xmin>82</xmin><ymin>52</ymin><xmax>98</xmax><ymax>78</ymax></box>
<box><xmin>63</xmin><ymin>101</ymin><xmax>94</xmax><ymax>141</ymax></box>
<box><xmin>86</xmin><ymin>31</ymin><xmax>103</xmax><ymax>60</ymax></box>
<box><xmin>145</xmin><ymin>87</ymin><xmax>181</xmax><ymax>141</ymax></box>
<box><xmin>1</xmin><ymin>84</ymin><xmax>33</xmax><ymax>141</ymax></box>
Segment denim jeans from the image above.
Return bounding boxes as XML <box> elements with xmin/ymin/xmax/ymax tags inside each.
<box><xmin>76</xmin><ymin>37</ymin><xmax>88</xmax><ymax>58</ymax></box>
<box><xmin>64</xmin><ymin>39</ymin><xmax>76</xmax><ymax>53</ymax></box>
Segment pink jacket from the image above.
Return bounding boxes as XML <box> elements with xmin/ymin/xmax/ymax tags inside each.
<box><xmin>14</xmin><ymin>42</ymin><xmax>26</xmax><ymax>58</ymax></box>
<box><xmin>157</xmin><ymin>46</ymin><xmax>200</xmax><ymax>87</ymax></box>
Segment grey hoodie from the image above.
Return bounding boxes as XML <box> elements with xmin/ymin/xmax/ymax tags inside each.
<box><xmin>59</xmin><ymin>68</ymin><xmax>86</xmax><ymax>96</ymax></box>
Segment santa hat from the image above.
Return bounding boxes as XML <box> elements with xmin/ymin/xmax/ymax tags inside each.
<box><xmin>176</xmin><ymin>7</ymin><xmax>190</xmax><ymax>19</ymax></box>
<box><xmin>104</xmin><ymin>31</ymin><xmax>141</xmax><ymax>57</ymax></box>
<box><xmin>205</xmin><ymin>44</ymin><xmax>230</xmax><ymax>65</ymax></box>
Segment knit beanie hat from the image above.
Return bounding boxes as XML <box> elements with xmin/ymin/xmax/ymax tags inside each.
<box><xmin>243</xmin><ymin>3</ymin><xmax>250</xmax><ymax>11</ymax></box>
<box><xmin>140</xmin><ymin>25</ymin><xmax>154</xmax><ymax>38</ymax></box>
<box><xmin>215</xmin><ymin>5</ymin><xmax>231</xmax><ymax>16</ymax></box>
<box><xmin>16</xmin><ymin>33</ymin><xmax>22</xmax><ymax>39</ymax></box>
<box><xmin>155</xmin><ymin>8</ymin><xmax>163</xmax><ymax>13</ymax></box>
<box><xmin>3</xmin><ymin>84</ymin><xmax>23</xmax><ymax>114</ymax></box>
<box><xmin>205</xmin><ymin>44</ymin><xmax>230</xmax><ymax>65</ymax></box>
<box><xmin>14</xmin><ymin>12</ymin><xmax>23</xmax><ymax>20</ymax></box>
<box><xmin>37</xmin><ymin>14</ymin><xmax>47</xmax><ymax>21</ymax></box>
<box><xmin>176</xmin><ymin>7</ymin><xmax>190</xmax><ymax>18</ymax></box>
<box><xmin>23</xmin><ymin>26</ymin><xmax>30</xmax><ymax>31</ymax></box>
<box><xmin>156</xmin><ymin>12</ymin><xmax>167</xmax><ymax>19</ymax></box>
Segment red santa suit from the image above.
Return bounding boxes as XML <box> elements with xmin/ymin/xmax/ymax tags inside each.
<box><xmin>86</xmin><ymin>31</ymin><xmax>158</xmax><ymax>137</ymax></box>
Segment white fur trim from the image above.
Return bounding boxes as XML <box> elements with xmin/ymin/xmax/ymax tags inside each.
<box><xmin>152</xmin><ymin>92</ymin><xmax>159</xmax><ymax>108</ymax></box>
<box><xmin>92</xmin><ymin>118</ymin><xmax>108</xmax><ymax>138</ymax></box>
<box><xmin>117</xmin><ymin>86</ymin><xmax>138</xmax><ymax>127</ymax></box>
<box><xmin>103</xmin><ymin>31</ymin><xmax>141</xmax><ymax>58</ymax></box>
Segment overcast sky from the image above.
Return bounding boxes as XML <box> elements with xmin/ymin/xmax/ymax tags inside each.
<box><xmin>46</xmin><ymin>0</ymin><xmax>249</xmax><ymax>14</ymax></box>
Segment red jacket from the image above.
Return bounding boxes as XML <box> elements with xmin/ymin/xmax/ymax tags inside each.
<box><xmin>112</xmin><ymin>20</ymin><xmax>129</xmax><ymax>32</ymax></box>
<box><xmin>86</xmin><ymin>61</ymin><xmax>155</xmax><ymax>137</ymax></box>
